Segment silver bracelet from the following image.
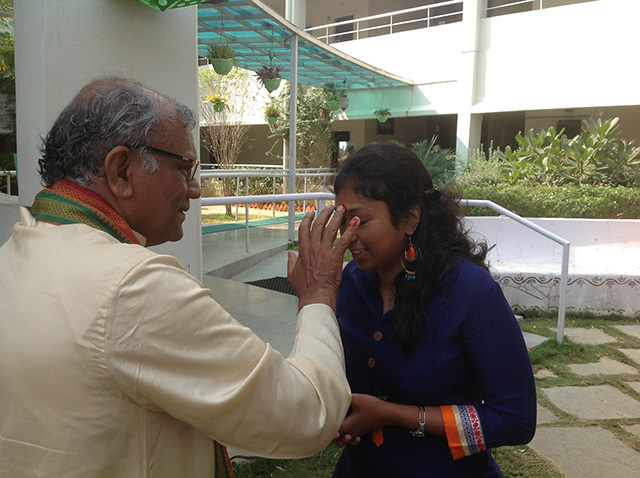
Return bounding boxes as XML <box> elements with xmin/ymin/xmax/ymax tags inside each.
<box><xmin>411</xmin><ymin>405</ymin><xmax>426</xmax><ymax>437</ymax></box>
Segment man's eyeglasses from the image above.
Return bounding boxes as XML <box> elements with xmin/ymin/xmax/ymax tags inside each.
<box><xmin>144</xmin><ymin>145</ymin><xmax>200</xmax><ymax>181</ymax></box>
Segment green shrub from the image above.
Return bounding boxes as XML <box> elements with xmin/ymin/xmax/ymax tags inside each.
<box><xmin>455</xmin><ymin>146</ymin><xmax>505</xmax><ymax>188</ymax></box>
<box><xmin>461</xmin><ymin>184</ymin><xmax>640</xmax><ymax>219</ymax></box>
<box><xmin>493</xmin><ymin>117</ymin><xmax>640</xmax><ymax>188</ymax></box>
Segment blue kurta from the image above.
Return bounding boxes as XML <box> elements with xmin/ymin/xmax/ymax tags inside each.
<box><xmin>334</xmin><ymin>259</ymin><xmax>536</xmax><ymax>477</ymax></box>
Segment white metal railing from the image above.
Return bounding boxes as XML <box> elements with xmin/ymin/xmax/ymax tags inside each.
<box><xmin>200</xmin><ymin>167</ymin><xmax>335</xmax><ymax>222</ymax></box>
<box><xmin>306</xmin><ymin>1</ymin><xmax>463</xmax><ymax>44</ymax></box>
<box><xmin>484</xmin><ymin>0</ymin><xmax>594</xmax><ymax>17</ymax></box>
<box><xmin>461</xmin><ymin>199</ymin><xmax>569</xmax><ymax>344</ymax></box>
<box><xmin>0</xmin><ymin>171</ymin><xmax>16</xmax><ymax>196</ymax></box>
<box><xmin>201</xmin><ymin>191</ymin><xmax>570</xmax><ymax>343</ymax></box>
<box><xmin>201</xmin><ymin>192</ymin><xmax>335</xmax><ymax>253</ymax></box>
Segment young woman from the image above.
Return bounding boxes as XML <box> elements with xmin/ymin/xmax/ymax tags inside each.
<box><xmin>333</xmin><ymin>143</ymin><xmax>536</xmax><ymax>477</ymax></box>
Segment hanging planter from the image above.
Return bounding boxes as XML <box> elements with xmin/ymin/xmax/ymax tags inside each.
<box><xmin>374</xmin><ymin>107</ymin><xmax>391</xmax><ymax>123</ymax></box>
<box><xmin>327</xmin><ymin>99</ymin><xmax>341</xmax><ymax>111</ymax></box>
<box><xmin>210</xmin><ymin>58</ymin><xmax>234</xmax><ymax>76</ymax></box>
<box><xmin>203</xmin><ymin>89</ymin><xmax>228</xmax><ymax>113</ymax></box>
<box><xmin>324</xmin><ymin>83</ymin><xmax>342</xmax><ymax>111</ymax></box>
<box><xmin>255</xmin><ymin>65</ymin><xmax>282</xmax><ymax>93</ymax></box>
<box><xmin>264</xmin><ymin>101</ymin><xmax>281</xmax><ymax>125</ymax></box>
<box><xmin>206</xmin><ymin>43</ymin><xmax>236</xmax><ymax>76</ymax></box>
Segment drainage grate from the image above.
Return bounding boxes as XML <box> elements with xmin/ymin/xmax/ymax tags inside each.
<box><xmin>245</xmin><ymin>276</ymin><xmax>296</xmax><ymax>296</ymax></box>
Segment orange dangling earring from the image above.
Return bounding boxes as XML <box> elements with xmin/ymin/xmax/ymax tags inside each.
<box><xmin>401</xmin><ymin>236</ymin><xmax>418</xmax><ymax>280</ymax></box>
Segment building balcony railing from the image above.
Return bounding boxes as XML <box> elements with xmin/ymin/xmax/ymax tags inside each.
<box><xmin>306</xmin><ymin>0</ymin><xmax>596</xmax><ymax>44</ymax></box>
<box><xmin>305</xmin><ymin>1</ymin><xmax>463</xmax><ymax>44</ymax></box>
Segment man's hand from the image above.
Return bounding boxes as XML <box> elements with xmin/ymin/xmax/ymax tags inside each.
<box><xmin>287</xmin><ymin>205</ymin><xmax>359</xmax><ymax>310</ymax></box>
<box><xmin>335</xmin><ymin>394</ymin><xmax>388</xmax><ymax>447</ymax></box>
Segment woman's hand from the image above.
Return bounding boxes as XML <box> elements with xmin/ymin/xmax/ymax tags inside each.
<box><xmin>335</xmin><ymin>394</ymin><xmax>388</xmax><ymax>447</ymax></box>
<box><xmin>287</xmin><ymin>205</ymin><xmax>359</xmax><ymax>311</ymax></box>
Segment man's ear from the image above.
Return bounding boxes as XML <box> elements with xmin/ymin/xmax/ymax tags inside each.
<box><xmin>403</xmin><ymin>205</ymin><xmax>421</xmax><ymax>235</ymax></box>
<box><xmin>103</xmin><ymin>146</ymin><xmax>136</xmax><ymax>199</ymax></box>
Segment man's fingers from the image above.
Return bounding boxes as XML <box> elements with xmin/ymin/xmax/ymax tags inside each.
<box><xmin>286</xmin><ymin>250</ymin><xmax>297</xmax><ymax>277</ymax></box>
<box><xmin>296</xmin><ymin>210</ymin><xmax>316</xmax><ymax>251</ymax></box>
<box><xmin>321</xmin><ymin>204</ymin><xmax>346</xmax><ymax>247</ymax></box>
<box><xmin>308</xmin><ymin>205</ymin><xmax>334</xmax><ymax>243</ymax></box>
<box><xmin>333</xmin><ymin>216</ymin><xmax>360</xmax><ymax>257</ymax></box>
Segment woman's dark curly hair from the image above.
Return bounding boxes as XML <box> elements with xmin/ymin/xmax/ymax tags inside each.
<box><xmin>334</xmin><ymin>142</ymin><xmax>488</xmax><ymax>353</ymax></box>
<box><xmin>38</xmin><ymin>77</ymin><xmax>196</xmax><ymax>188</ymax></box>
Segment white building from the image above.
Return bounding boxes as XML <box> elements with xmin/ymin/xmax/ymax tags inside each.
<box><xmin>213</xmin><ymin>0</ymin><xmax>640</xmax><ymax>166</ymax></box>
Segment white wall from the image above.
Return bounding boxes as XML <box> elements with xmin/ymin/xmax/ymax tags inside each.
<box><xmin>12</xmin><ymin>0</ymin><xmax>203</xmax><ymax>279</ymax></box>
<box><xmin>466</xmin><ymin>217</ymin><xmax>640</xmax><ymax>275</ymax></box>
<box><xmin>317</xmin><ymin>0</ymin><xmax>640</xmax><ymax>121</ymax></box>
<box><xmin>476</xmin><ymin>0</ymin><xmax>640</xmax><ymax>112</ymax></box>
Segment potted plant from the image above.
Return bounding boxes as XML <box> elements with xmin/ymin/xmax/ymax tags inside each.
<box><xmin>255</xmin><ymin>65</ymin><xmax>282</xmax><ymax>93</ymax></box>
<box><xmin>206</xmin><ymin>43</ymin><xmax>235</xmax><ymax>76</ymax></box>
<box><xmin>324</xmin><ymin>84</ymin><xmax>342</xmax><ymax>111</ymax></box>
<box><xmin>204</xmin><ymin>89</ymin><xmax>228</xmax><ymax>113</ymax></box>
<box><xmin>264</xmin><ymin>102</ymin><xmax>280</xmax><ymax>125</ymax></box>
<box><xmin>374</xmin><ymin>107</ymin><xmax>391</xmax><ymax>123</ymax></box>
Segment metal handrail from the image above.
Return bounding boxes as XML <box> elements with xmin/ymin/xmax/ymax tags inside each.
<box><xmin>305</xmin><ymin>1</ymin><xmax>463</xmax><ymax>43</ymax></box>
<box><xmin>201</xmin><ymin>192</ymin><xmax>335</xmax><ymax>254</ymax></box>
<box><xmin>200</xmin><ymin>168</ymin><xmax>336</xmax><ymax>223</ymax></box>
<box><xmin>201</xmin><ymin>193</ymin><xmax>570</xmax><ymax>343</ymax></box>
<box><xmin>461</xmin><ymin>199</ymin><xmax>569</xmax><ymax>344</ymax></box>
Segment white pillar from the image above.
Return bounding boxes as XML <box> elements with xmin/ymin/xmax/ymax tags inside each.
<box><xmin>13</xmin><ymin>1</ymin><xmax>202</xmax><ymax>279</ymax></box>
<box><xmin>285</xmin><ymin>0</ymin><xmax>307</xmax><ymax>28</ymax></box>
<box><xmin>455</xmin><ymin>0</ymin><xmax>483</xmax><ymax>165</ymax></box>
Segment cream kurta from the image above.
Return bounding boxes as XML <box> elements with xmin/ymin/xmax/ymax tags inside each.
<box><xmin>0</xmin><ymin>208</ymin><xmax>351</xmax><ymax>477</ymax></box>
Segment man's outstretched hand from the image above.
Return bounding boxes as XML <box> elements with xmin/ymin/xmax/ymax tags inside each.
<box><xmin>287</xmin><ymin>205</ymin><xmax>359</xmax><ymax>311</ymax></box>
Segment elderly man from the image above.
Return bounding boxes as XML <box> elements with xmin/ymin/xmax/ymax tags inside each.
<box><xmin>0</xmin><ymin>78</ymin><xmax>359</xmax><ymax>477</ymax></box>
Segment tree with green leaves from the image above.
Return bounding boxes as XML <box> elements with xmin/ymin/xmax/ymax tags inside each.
<box><xmin>267</xmin><ymin>83</ymin><xmax>336</xmax><ymax>169</ymax></box>
<box><xmin>199</xmin><ymin>66</ymin><xmax>259</xmax><ymax>215</ymax></box>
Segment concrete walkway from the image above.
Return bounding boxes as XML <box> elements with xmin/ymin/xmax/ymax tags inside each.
<box><xmin>200</xmin><ymin>221</ymin><xmax>640</xmax><ymax>477</ymax></box>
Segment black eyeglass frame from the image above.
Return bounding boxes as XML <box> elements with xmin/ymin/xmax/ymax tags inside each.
<box><xmin>144</xmin><ymin>145</ymin><xmax>200</xmax><ymax>181</ymax></box>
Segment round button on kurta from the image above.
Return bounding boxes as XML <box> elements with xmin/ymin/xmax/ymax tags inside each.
<box><xmin>373</xmin><ymin>330</ymin><xmax>383</xmax><ymax>341</ymax></box>
<box><xmin>367</xmin><ymin>357</ymin><xmax>376</xmax><ymax>368</ymax></box>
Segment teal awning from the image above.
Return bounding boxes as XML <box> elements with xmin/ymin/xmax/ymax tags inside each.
<box><xmin>140</xmin><ymin>0</ymin><xmax>413</xmax><ymax>91</ymax></box>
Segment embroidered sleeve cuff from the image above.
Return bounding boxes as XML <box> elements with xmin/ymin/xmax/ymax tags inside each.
<box><xmin>441</xmin><ymin>404</ymin><xmax>487</xmax><ymax>460</ymax></box>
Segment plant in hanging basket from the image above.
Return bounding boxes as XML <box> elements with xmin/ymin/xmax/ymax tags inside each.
<box><xmin>255</xmin><ymin>65</ymin><xmax>283</xmax><ymax>93</ymax></box>
<box><xmin>206</xmin><ymin>43</ymin><xmax>235</xmax><ymax>76</ymax></box>
<box><xmin>264</xmin><ymin>101</ymin><xmax>281</xmax><ymax>125</ymax></box>
<box><xmin>374</xmin><ymin>107</ymin><xmax>391</xmax><ymax>123</ymax></box>
<box><xmin>203</xmin><ymin>89</ymin><xmax>228</xmax><ymax>113</ymax></box>
<box><xmin>324</xmin><ymin>84</ymin><xmax>342</xmax><ymax>111</ymax></box>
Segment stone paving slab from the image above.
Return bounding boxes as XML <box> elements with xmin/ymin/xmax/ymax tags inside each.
<box><xmin>614</xmin><ymin>325</ymin><xmax>640</xmax><ymax>340</ymax></box>
<box><xmin>522</xmin><ymin>331</ymin><xmax>549</xmax><ymax>348</ymax></box>
<box><xmin>529</xmin><ymin>426</ymin><xmax>640</xmax><ymax>478</ymax></box>
<box><xmin>620</xmin><ymin>348</ymin><xmax>640</xmax><ymax>366</ymax></box>
<box><xmin>627</xmin><ymin>381</ymin><xmax>640</xmax><ymax>395</ymax></box>
<box><xmin>543</xmin><ymin>384</ymin><xmax>640</xmax><ymax>419</ymax></box>
<box><xmin>623</xmin><ymin>423</ymin><xmax>640</xmax><ymax>439</ymax></box>
<box><xmin>557</xmin><ymin>327</ymin><xmax>618</xmax><ymax>344</ymax></box>
<box><xmin>537</xmin><ymin>404</ymin><xmax>559</xmax><ymax>424</ymax></box>
<box><xmin>535</xmin><ymin>368</ymin><xmax>557</xmax><ymax>379</ymax></box>
<box><xmin>567</xmin><ymin>357</ymin><xmax>639</xmax><ymax>376</ymax></box>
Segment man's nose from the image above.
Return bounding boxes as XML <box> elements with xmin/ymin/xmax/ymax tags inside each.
<box><xmin>188</xmin><ymin>176</ymin><xmax>201</xmax><ymax>199</ymax></box>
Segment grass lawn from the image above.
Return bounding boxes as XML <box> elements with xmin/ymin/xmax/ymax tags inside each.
<box><xmin>232</xmin><ymin>312</ymin><xmax>640</xmax><ymax>478</ymax></box>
